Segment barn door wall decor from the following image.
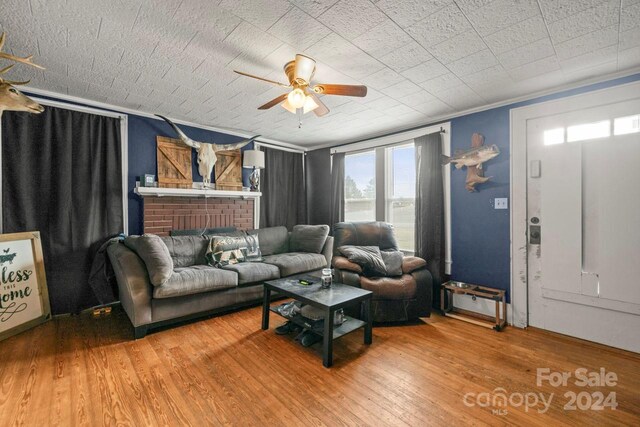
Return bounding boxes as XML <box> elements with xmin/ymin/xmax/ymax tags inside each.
<box><xmin>157</xmin><ymin>136</ymin><xmax>193</xmax><ymax>189</ymax></box>
<box><xmin>214</xmin><ymin>149</ymin><xmax>243</xmax><ymax>191</ymax></box>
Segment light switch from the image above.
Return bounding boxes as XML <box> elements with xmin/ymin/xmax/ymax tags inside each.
<box><xmin>495</xmin><ymin>198</ymin><xmax>508</xmax><ymax>209</ymax></box>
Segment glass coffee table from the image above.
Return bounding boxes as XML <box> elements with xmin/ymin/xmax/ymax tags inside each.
<box><xmin>262</xmin><ymin>274</ymin><xmax>373</xmax><ymax>368</ymax></box>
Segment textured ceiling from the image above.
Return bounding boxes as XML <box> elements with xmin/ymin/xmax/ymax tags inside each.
<box><xmin>1</xmin><ymin>0</ymin><xmax>639</xmax><ymax>148</ymax></box>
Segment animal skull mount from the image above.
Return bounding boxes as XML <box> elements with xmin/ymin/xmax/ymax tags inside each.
<box><xmin>0</xmin><ymin>32</ymin><xmax>45</xmax><ymax>117</ymax></box>
<box><xmin>156</xmin><ymin>115</ymin><xmax>260</xmax><ymax>188</ymax></box>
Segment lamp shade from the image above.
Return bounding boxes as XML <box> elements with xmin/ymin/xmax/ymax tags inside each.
<box><xmin>243</xmin><ymin>149</ymin><xmax>265</xmax><ymax>169</ymax></box>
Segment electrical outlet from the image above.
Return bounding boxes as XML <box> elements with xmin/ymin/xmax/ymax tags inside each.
<box><xmin>495</xmin><ymin>198</ymin><xmax>508</xmax><ymax>209</ymax></box>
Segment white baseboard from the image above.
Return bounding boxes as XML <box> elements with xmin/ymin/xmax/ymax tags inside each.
<box><xmin>451</xmin><ymin>294</ymin><xmax>515</xmax><ymax>327</ymax></box>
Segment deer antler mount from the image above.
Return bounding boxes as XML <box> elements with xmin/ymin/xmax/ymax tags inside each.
<box><xmin>0</xmin><ymin>32</ymin><xmax>46</xmax><ymax>116</ymax></box>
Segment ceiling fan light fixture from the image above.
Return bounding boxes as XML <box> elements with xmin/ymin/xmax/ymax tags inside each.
<box><xmin>280</xmin><ymin>98</ymin><xmax>297</xmax><ymax>114</ymax></box>
<box><xmin>287</xmin><ymin>88</ymin><xmax>306</xmax><ymax>109</ymax></box>
<box><xmin>303</xmin><ymin>95</ymin><xmax>319</xmax><ymax>114</ymax></box>
<box><xmin>294</xmin><ymin>54</ymin><xmax>316</xmax><ymax>85</ymax></box>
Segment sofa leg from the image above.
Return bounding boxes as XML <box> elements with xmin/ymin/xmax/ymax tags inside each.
<box><xmin>134</xmin><ymin>326</ymin><xmax>148</xmax><ymax>339</ymax></box>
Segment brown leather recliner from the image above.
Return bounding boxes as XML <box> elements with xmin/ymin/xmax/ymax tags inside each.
<box><xmin>332</xmin><ymin>221</ymin><xmax>433</xmax><ymax>322</ymax></box>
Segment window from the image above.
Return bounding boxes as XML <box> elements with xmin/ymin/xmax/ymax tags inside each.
<box><xmin>343</xmin><ymin>143</ymin><xmax>417</xmax><ymax>252</ymax></box>
<box><xmin>386</xmin><ymin>144</ymin><xmax>416</xmax><ymax>251</ymax></box>
<box><xmin>543</xmin><ymin>113</ymin><xmax>638</xmax><ymax>146</ymax></box>
<box><xmin>344</xmin><ymin>150</ymin><xmax>376</xmax><ymax>221</ymax></box>
<box><xmin>339</xmin><ymin>126</ymin><xmax>451</xmax><ymax>267</ymax></box>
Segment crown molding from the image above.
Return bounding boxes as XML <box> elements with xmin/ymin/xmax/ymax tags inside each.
<box><xmin>22</xmin><ymin>86</ymin><xmax>308</xmax><ymax>152</ymax></box>
<box><xmin>307</xmin><ymin>67</ymin><xmax>640</xmax><ymax>151</ymax></box>
<box><xmin>23</xmin><ymin>67</ymin><xmax>640</xmax><ymax>153</ymax></box>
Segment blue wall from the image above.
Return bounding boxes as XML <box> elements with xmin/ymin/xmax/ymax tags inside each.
<box><xmin>449</xmin><ymin>73</ymin><xmax>640</xmax><ymax>301</ymax></box>
<box><xmin>450</xmin><ymin>107</ymin><xmax>511</xmax><ymax>295</ymax></box>
<box><xmin>24</xmin><ymin>91</ymin><xmax>255</xmax><ymax>236</ymax></box>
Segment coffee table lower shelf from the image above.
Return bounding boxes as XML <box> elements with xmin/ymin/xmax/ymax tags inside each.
<box><xmin>262</xmin><ymin>277</ymin><xmax>373</xmax><ymax>368</ymax></box>
<box><xmin>269</xmin><ymin>306</ymin><xmax>366</xmax><ymax>339</ymax></box>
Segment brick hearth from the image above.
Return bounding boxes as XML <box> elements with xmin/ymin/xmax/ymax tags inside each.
<box><xmin>142</xmin><ymin>196</ymin><xmax>254</xmax><ymax>236</ymax></box>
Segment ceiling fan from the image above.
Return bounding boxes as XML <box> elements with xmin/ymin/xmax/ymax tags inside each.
<box><xmin>234</xmin><ymin>54</ymin><xmax>367</xmax><ymax>117</ymax></box>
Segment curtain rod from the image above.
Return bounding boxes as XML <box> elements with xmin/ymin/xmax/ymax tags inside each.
<box><xmin>255</xmin><ymin>141</ymin><xmax>305</xmax><ymax>153</ymax></box>
<box><xmin>330</xmin><ymin>123</ymin><xmax>448</xmax><ymax>155</ymax></box>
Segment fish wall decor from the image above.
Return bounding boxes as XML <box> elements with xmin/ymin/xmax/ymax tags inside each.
<box><xmin>442</xmin><ymin>133</ymin><xmax>499</xmax><ymax>192</ymax></box>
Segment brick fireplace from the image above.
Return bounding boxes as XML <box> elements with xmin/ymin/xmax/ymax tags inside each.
<box><xmin>139</xmin><ymin>190</ymin><xmax>258</xmax><ymax>236</ymax></box>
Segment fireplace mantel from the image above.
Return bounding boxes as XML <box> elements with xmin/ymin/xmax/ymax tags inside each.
<box><xmin>135</xmin><ymin>187</ymin><xmax>261</xmax><ymax>199</ymax></box>
<box><xmin>137</xmin><ymin>187</ymin><xmax>260</xmax><ymax>234</ymax></box>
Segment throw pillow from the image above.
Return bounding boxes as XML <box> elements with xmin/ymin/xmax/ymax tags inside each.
<box><xmin>124</xmin><ymin>234</ymin><xmax>173</xmax><ymax>286</ymax></box>
<box><xmin>206</xmin><ymin>236</ymin><xmax>247</xmax><ymax>267</ymax></box>
<box><xmin>381</xmin><ymin>250</ymin><xmax>403</xmax><ymax>276</ymax></box>
<box><xmin>289</xmin><ymin>224</ymin><xmax>330</xmax><ymax>254</ymax></box>
<box><xmin>338</xmin><ymin>245</ymin><xmax>387</xmax><ymax>276</ymax></box>
<box><xmin>243</xmin><ymin>232</ymin><xmax>262</xmax><ymax>261</ymax></box>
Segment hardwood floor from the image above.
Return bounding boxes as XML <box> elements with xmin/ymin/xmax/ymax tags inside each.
<box><xmin>0</xmin><ymin>305</ymin><xmax>638</xmax><ymax>426</ymax></box>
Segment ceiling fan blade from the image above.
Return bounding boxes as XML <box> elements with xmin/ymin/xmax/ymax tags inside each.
<box><xmin>234</xmin><ymin>70</ymin><xmax>290</xmax><ymax>88</ymax></box>
<box><xmin>258</xmin><ymin>93</ymin><xmax>289</xmax><ymax>110</ymax></box>
<box><xmin>308</xmin><ymin>92</ymin><xmax>329</xmax><ymax>117</ymax></box>
<box><xmin>313</xmin><ymin>84</ymin><xmax>367</xmax><ymax>97</ymax></box>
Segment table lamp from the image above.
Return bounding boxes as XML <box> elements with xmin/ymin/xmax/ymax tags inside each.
<box><xmin>242</xmin><ymin>149</ymin><xmax>265</xmax><ymax>191</ymax></box>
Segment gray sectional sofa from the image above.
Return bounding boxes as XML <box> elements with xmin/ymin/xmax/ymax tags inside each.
<box><xmin>107</xmin><ymin>225</ymin><xmax>333</xmax><ymax>338</ymax></box>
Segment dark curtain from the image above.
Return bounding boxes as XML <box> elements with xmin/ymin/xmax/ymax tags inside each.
<box><xmin>259</xmin><ymin>147</ymin><xmax>306</xmax><ymax>229</ymax></box>
<box><xmin>329</xmin><ymin>152</ymin><xmax>344</xmax><ymax>233</ymax></box>
<box><xmin>415</xmin><ymin>132</ymin><xmax>445</xmax><ymax>302</ymax></box>
<box><xmin>2</xmin><ymin>107</ymin><xmax>123</xmax><ymax>314</ymax></box>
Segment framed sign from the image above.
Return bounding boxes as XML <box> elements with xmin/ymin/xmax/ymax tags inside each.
<box><xmin>0</xmin><ymin>231</ymin><xmax>51</xmax><ymax>342</ymax></box>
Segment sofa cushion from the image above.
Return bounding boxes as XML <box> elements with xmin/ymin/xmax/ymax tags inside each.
<box><xmin>124</xmin><ymin>234</ymin><xmax>173</xmax><ymax>286</ymax></box>
<box><xmin>262</xmin><ymin>253</ymin><xmax>327</xmax><ymax>277</ymax></box>
<box><xmin>289</xmin><ymin>224</ymin><xmax>329</xmax><ymax>253</ymax></box>
<box><xmin>248</xmin><ymin>226</ymin><xmax>289</xmax><ymax>256</ymax></box>
<box><xmin>360</xmin><ymin>274</ymin><xmax>417</xmax><ymax>300</ymax></box>
<box><xmin>153</xmin><ymin>265</ymin><xmax>237</xmax><ymax>299</ymax></box>
<box><xmin>338</xmin><ymin>245</ymin><xmax>387</xmax><ymax>276</ymax></box>
<box><xmin>333</xmin><ymin>222</ymin><xmax>399</xmax><ymax>252</ymax></box>
<box><xmin>160</xmin><ymin>235</ymin><xmax>209</xmax><ymax>267</ymax></box>
<box><xmin>222</xmin><ymin>262</ymin><xmax>280</xmax><ymax>285</ymax></box>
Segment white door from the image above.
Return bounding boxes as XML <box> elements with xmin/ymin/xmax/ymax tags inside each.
<box><xmin>526</xmin><ymin>98</ymin><xmax>640</xmax><ymax>353</ymax></box>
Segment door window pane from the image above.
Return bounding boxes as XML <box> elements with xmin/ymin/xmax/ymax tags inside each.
<box><xmin>386</xmin><ymin>144</ymin><xmax>415</xmax><ymax>251</ymax></box>
<box><xmin>614</xmin><ymin>114</ymin><xmax>640</xmax><ymax>135</ymax></box>
<box><xmin>567</xmin><ymin>120</ymin><xmax>610</xmax><ymax>142</ymax></box>
<box><xmin>344</xmin><ymin>151</ymin><xmax>376</xmax><ymax>221</ymax></box>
